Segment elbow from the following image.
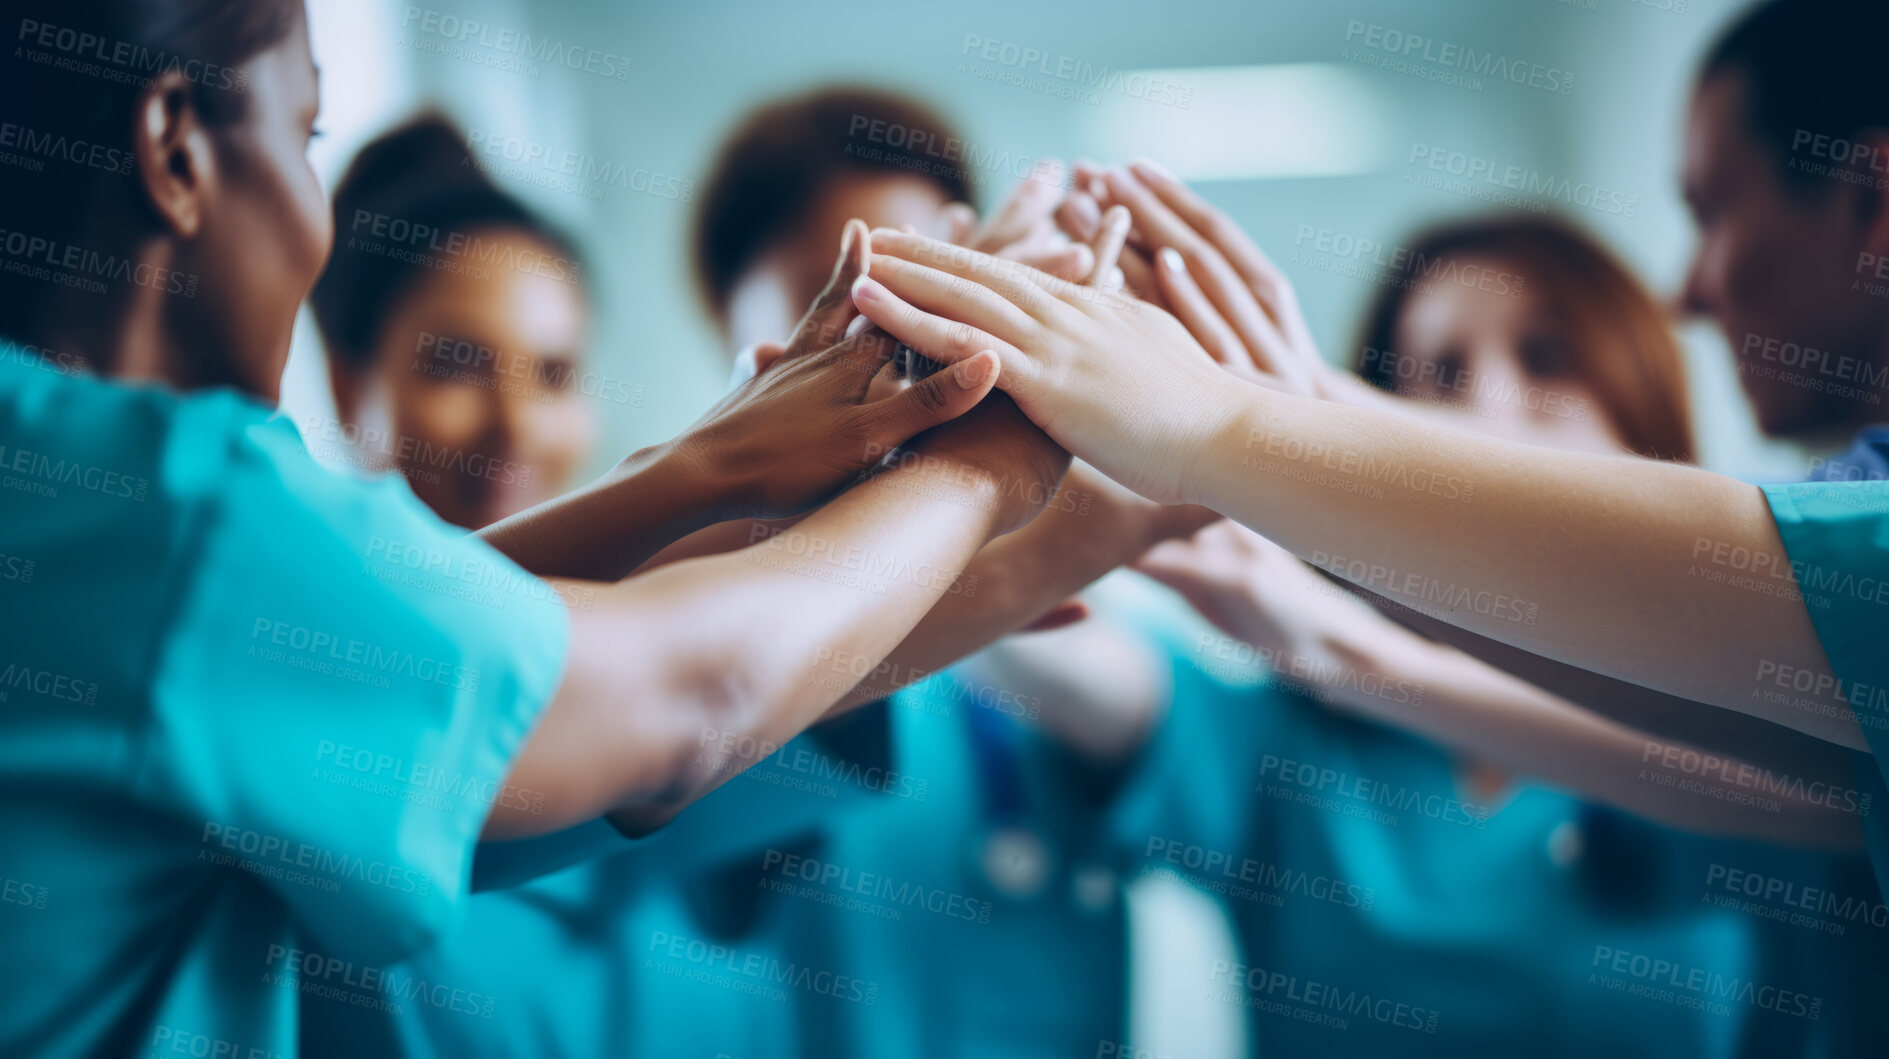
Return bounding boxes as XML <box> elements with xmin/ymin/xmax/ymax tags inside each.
<box><xmin>608</xmin><ymin>654</ymin><xmax>773</xmax><ymax>828</ymax></box>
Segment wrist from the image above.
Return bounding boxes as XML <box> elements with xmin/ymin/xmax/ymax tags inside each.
<box><xmin>875</xmin><ymin>448</ymin><xmax>1016</xmax><ymax>538</ymax></box>
<box><xmin>610</xmin><ymin>439</ymin><xmax>737</xmax><ymax>533</ymax></box>
<box><xmin>1176</xmin><ymin>378</ymin><xmax>1262</xmax><ymax>509</ymax></box>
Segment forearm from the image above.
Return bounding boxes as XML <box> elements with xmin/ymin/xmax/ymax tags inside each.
<box><xmin>488</xmin><ymin>460</ymin><xmax>1005</xmax><ymax>839</ymax></box>
<box><xmin>1301</xmin><ymin>612</ymin><xmax>1863</xmax><ymax>849</ymax></box>
<box><xmin>1376</xmin><ymin>601</ymin><xmax>1868</xmax><ymax>798</ymax></box>
<box><xmin>1191</xmin><ymin>385</ymin><xmax>1862</xmax><ymax>748</ymax></box>
<box><xmin>477</xmin><ymin>443</ymin><xmax>729</xmax><ymax>582</ymax></box>
<box><xmin>821</xmin><ymin>492</ymin><xmax>1162</xmax><ymax>714</ymax></box>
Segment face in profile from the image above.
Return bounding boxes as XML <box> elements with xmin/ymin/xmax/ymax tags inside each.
<box><xmin>345</xmin><ymin>228</ymin><xmax>594</xmax><ymax>529</ymax></box>
<box><xmin>722</xmin><ymin>173</ymin><xmax>953</xmax><ymax>348</ymax></box>
<box><xmin>189</xmin><ymin>13</ymin><xmax>334</xmax><ymax>399</ymax></box>
<box><xmin>1681</xmin><ymin>69</ymin><xmax>1882</xmax><ymax>436</ymax></box>
<box><xmin>1390</xmin><ymin>258</ymin><xmax>1623</xmax><ymax>456</ymax></box>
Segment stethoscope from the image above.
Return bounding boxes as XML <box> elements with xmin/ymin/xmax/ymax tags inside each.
<box><xmin>962</xmin><ymin>693</ymin><xmax>1056</xmax><ymax>903</ymax></box>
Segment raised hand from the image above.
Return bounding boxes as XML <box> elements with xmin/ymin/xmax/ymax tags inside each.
<box><xmin>674</xmin><ymin>220</ymin><xmax>1001</xmax><ymax>520</ymax></box>
<box><xmin>852</xmin><ymin>226</ymin><xmax>1245</xmax><ymax>505</ymax></box>
<box><xmin>1134</xmin><ymin>519</ymin><xmax>1361</xmax><ymax>671</ymax></box>
<box><xmin>1081</xmin><ymin>160</ymin><xmax>1330</xmax><ymax>395</ymax></box>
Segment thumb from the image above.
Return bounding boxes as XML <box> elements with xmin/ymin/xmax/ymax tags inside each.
<box><xmin>793</xmin><ymin>219</ymin><xmax>871</xmax><ymax>353</ymax></box>
<box><xmin>869</xmin><ymin>350</ymin><xmax>999</xmax><ymax>443</ymax></box>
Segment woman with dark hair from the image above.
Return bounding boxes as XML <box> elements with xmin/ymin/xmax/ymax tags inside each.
<box><xmin>1350</xmin><ymin>214</ymin><xmax>1694</xmax><ymax>463</ymax></box>
<box><xmin>299</xmin><ymin>87</ymin><xmax>1198</xmax><ymax>1059</ymax></box>
<box><xmin>0</xmin><ymin>4</ymin><xmax>1069</xmax><ymax>1055</ymax></box>
<box><xmin>1100</xmin><ymin>209</ymin><xmax>1880</xmax><ymax>1055</ymax></box>
<box><xmin>310</xmin><ymin>114</ymin><xmax>597</xmax><ymax>530</ymax></box>
<box><xmin>1130</xmin><ymin>210</ymin><xmax>1848</xmax><ymax>838</ymax></box>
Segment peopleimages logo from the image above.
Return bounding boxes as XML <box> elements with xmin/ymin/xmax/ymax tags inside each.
<box><xmin>14</xmin><ymin>18</ymin><xmax>249</xmax><ymax>92</ymax></box>
<box><xmin>1407</xmin><ymin>144</ymin><xmax>1638</xmax><ymax>217</ymax></box>
<box><xmin>957</xmin><ymin>34</ymin><xmax>1193</xmax><ymax>108</ymax></box>
<box><xmin>399</xmin><ymin>6</ymin><xmax>632</xmax><ymax>80</ymax></box>
<box><xmin>1342</xmin><ymin>20</ymin><xmax>1574</xmax><ymax>95</ymax></box>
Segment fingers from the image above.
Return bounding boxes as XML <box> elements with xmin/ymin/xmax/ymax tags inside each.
<box><xmin>1130</xmin><ymin>540</ymin><xmax>1226</xmax><ymax>613</ymax></box>
<box><xmin>1155</xmin><ymin>248</ymin><xmax>1244</xmax><ymax>369</ymax></box>
<box><xmin>1125</xmin><ymin>160</ymin><xmax>1324</xmax><ymax>380</ymax></box>
<box><xmin>1088</xmin><ymin>206</ymin><xmax>1131</xmax><ymax>287</ymax></box>
<box><xmin>865</xmin><ymin>350</ymin><xmax>1001</xmax><ymax>447</ymax></box>
<box><xmin>1010</xmin><ymin>242</ymin><xmax>1095</xmax><ymax>283</ymax></box>
<box><xmin>937</xmin><ymin>202</ymin><xmax>978</xmax><ymax>245</ymax></box>
<box><xmin>869</xmin><ymin>228</ymin><xmax>1072</xmax><ymax>313</ymax></box>
<box><xmin>1056</xmin><ymin>191</ymin><xmax>1103</xmax><ymax>244</ymax></box>
<box><xmin>849</xmin><ymin>274</ymin><xmax>1028</xmax><ymax>378</ymax></box>
<box><xmin>1128</xmin><ymin>158</ymin><xmax>1291</xmax><ymax>317</ymax></box>
<box><xmin>1103</xmin><ymin>168</ymin><xmax>1310</xmax><ymax>392</ymax></box>
<box><xmin>789</xmin><ymin>219</ymin><xmax>872</xmax><ymax>355</ymax></box>
<box><xmin>972</xmin><ymin>161</ymin><xmax>1066</xmax><ymax>252</ymax></box>
<box><xmin>1115</xmin><ymin>245</ymin><xmax>1165</xmax><ymax>309</ymax></box>
<box><xmin>862</xmin><ymin>255</ymin><xmax>1040</xmax><ymax>346</ymax></box>
<box><xmin>750</xmin><ymin>340</ymin><xmax>789</xmax><ymax>376</ymax></box>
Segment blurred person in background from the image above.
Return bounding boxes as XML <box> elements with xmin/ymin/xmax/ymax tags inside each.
<box><xmin>304</xmin><ymin>88</ymin><xmax>1206</xmax><ymax>1058</ymax></box>
<box><xmin>309</xmin><ymin>113</ymin><xmax>596</xmax><ymax>529</ymax></box>
<box><xmin>1110</xmin><ymin>211</ymin><xmax>1885</xmax><ymax>1056</ymax></box>
<box><xmin>0</xmin><ymin>0</ymin><xmax>1089</xmax><ymax>1053</ymax></box>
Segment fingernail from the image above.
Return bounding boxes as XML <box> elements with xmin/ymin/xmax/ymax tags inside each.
<box><xmin>957</xmin><ymin>352</ymin><xmax>998</xmax><ymax>389</ymax></box>
<box><xmin>1159</xmin><ymin>247</ymin><xmax>1186</xmax><ymax>273</ymax></box>
<box><xmin>851</xmin><ymin>276</ymin><xmax>879</xmax><ymax>302</ymax></box>
<box><xmin>1105</xmin><ymin>205</ymin><xmax>1131</xmax><ymax>233</ymax></box>
<box><xmin>845</xmin><ymin>315</ymin><xmax>870</xmax><ymax>338</ymax></box>
<box><xmin>1131</xmin><ymin>157</ymin><xmax>1175</xmax><ymax>181</ymax></box>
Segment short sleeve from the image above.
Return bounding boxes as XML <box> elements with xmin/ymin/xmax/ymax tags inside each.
<box><xmin>1761</xmin><ymin>482</ymin><xmax>1889</xmax><ymax>878</ymax></box>
<box><xmin>472</xmin><ymin>699</ymin><xmax>902</xmax><ymax>890</ymax></box>
<box><xmin>150</xmin><ymin>410</ymin><xmax>569</xmax><ymax>965</ymax></box>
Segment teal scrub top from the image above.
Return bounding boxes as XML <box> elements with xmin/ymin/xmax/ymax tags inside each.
<box><xmin>1763</xmin><ymin>481</ymin><xmax>1889</xmax><ymax>884</ymax></box>
<box><xmin>306</xmin><ymin>656</ymin><xmax>1145</xmax><ymax>1059</ymax></box>
<box><xmin>0</xmin><ymin>357</ymin><xmax>568</xmax><ymax>1057</ymax></box>
<box><xmin>1112</xmin><ymin>642</ymin><xmax>1889</xmax><ymax>1057</ymax></box>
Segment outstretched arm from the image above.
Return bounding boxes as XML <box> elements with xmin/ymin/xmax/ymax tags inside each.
<box><xmin>1139</xmin><ymin>521</ymin><xmax>1866</xmax><ymax>847</ymax></box>
<box><xmin>484</xmin><ymin>385</ymin><xmax>1073</xmax><ymax>839</ymax></box>
<box><xmin>852</xmin><ymin>228</ymin><xmax>1863</xmax><ymax>751</ymax></box>
<box><xmin>478</xmin><ymin>221</ymin><xmax>992</xmax><ymax>581</ymax></box>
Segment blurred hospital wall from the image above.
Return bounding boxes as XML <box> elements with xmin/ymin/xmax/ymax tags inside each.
<box><xmin>290</xmin><ymin>0</ymin><xmax>1806</xmax><ymax>482</ymax></box>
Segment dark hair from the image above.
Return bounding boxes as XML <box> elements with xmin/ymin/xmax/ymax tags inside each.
<box><xmin>1353</xmin><ymin>214</ymin><xmax>1696</xmax><ymax>464</ymax></box>
<box><xmin>309</xmin><ymin>113</ymin><xmax>588</xmax><ymax>370</ymax></box>
<box><xmin>1701</xmin><ymin>0</ymin><xmax>1889</xmax><ymax>193</ymax></box>
<box><xmin>690</xmin><ymin>86</ymin><xmax>973</xmax><ymax>324</ymax></box>
<box><xmin>0</xmin><ymin>0</ymin><xmax>302</xmax><ymax>343</ymax></box>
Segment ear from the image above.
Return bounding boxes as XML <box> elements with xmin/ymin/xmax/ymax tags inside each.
<box><xmin>131</xmin><ymin>71</ymin><xmax>217</xmax><ymax>240</ymax></box>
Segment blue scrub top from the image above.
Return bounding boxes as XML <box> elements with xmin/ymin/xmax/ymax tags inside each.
<box><xmin>1762</xmin><ymin>459</ymin><xmax>1889</xmax><ymax>914</ymax></box>
<box><xmin>304</xmin><ymin>697</ymin><xmax>918</xmax><ymax>1056</ymax></box>
<box><xmin>0</xmin><ymin>357</ymin><xmax>568</xmax><ymax>1057</ymax></box>
<box><xmin>306</xmin><ymin>657</ymin><xmax>1144</xmax><ymax>1058</ymax></box>
<box><xmin>1112</xmin><ymin>643</ymin><xmax>1889</xmax><ymax>1057</ymax></box>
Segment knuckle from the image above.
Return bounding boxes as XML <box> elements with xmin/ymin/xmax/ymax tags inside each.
<box><xmin>912</xmin><ymin>377</ymin><xmax>951</xmax><ymax>414</ymax></box>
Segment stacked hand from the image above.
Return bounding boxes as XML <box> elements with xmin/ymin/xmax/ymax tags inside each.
<box><xmin>1059</xmin><ymin>160</ymin><xmax>1333</xmax><ymax>396</ymax></box>
<box><xmin>1134</xmin><ymin>519</ymin><xmax>1371</xmax><ymax>678</ymax></box>
<box><xmin>851</xmin><ymin>225</ymin><xmax>1241</xmax><ymax>505</ymax></box>
<box><xmin>671</xmin><ymin>220</ymin><xmax>1004</xmax><ymax>520</ymax></box>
